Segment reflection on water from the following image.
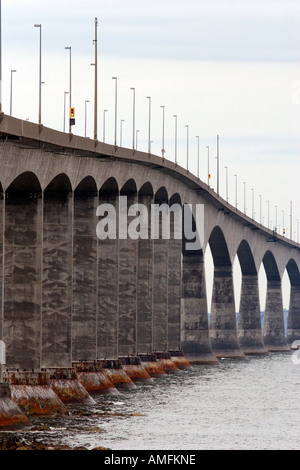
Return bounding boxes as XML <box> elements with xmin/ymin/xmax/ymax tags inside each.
<box><xmin>1</xmin><ymin>352</ymin><xmax>299</xmax><ymax>450</ymax></box>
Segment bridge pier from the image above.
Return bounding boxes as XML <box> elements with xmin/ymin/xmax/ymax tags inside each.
<box><xmin>237</xmin><ymin>274</ymin><xmax>269</xmax><ymax>355</ymax></box>
<box><xmin>287</xmin><ymin>284</ymin><xmax>300</xmax><ymax>345</ymax></box>
<box><xmin>97</xmin><ymin>187</ymin><xmax>119</xmax><ymax>359</ymax></box>
<box><xmin>181</xmin><ymin>253</ymin><xmax>218</xmax><ymax>364</ymax></box>
<box><xmin>263</xmin><ymin>279</ymin><xmax>289</xmax><ymax>351</ymax></box>
<box><xmin>210</xmin><ymin>265</ymin><xmax>245</xmax><ymax>359</ymax></box>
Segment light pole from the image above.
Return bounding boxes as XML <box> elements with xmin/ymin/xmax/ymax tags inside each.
<box><xmin>173</xmin><ymin>115</ymin><xmax>177</xmax><ymax>165</ymax></box>
<box><xmin>34</xmin><ymin>24</ymin><xmax>42</xmax><ymax>124</ymax></box>
<box><xmin>147</xmin><ymin>96</ymin><xmax>151</xmax><ymax>153</ymax></box>
<box><xmin>85</xmin><ymin>100</ymin><xmax>89</xmax><ymax>137</ymax></box>
<box><xmin>206</xmin><ymin>146</ymin><xmax>210</xmax><ymax>187</ymax></box>
<box><xmin>130</xmin><ymin>87</ymin><xmax>135</xmax><ymax>149</ymax></box>
<box><xmin>0</xmin><ymin>0</ymin><xmax>2</xmax><ymax>113</ymax></box>
<box><xmin>93</xmin><ymin>17</ymin><xmax>98</xmax><ymax>140</ymax></box>
<box><xmin>103</xmin><ymin>109</ymin><xmax>107</xmax><ymax>143</ymax></box>
<box><xmin>216</xmin><ymin>134</ymin><xmax>220</xmax><ymax>194</ymax></box>
<box><xmin>63</xmin><ymin>91</ymin><xmax>69</xmax><ymax>132</ymax></box>
<box><xmin>243</xmin><ymin>182</ymin><xmax>246</xmax><ymax>214</ymax></box>
<box><xmin>161</xmin><ymin>105</ymin><xmax>165</xmax><ymax>159</ymax></box>
<box><xmin>112</xmin><ymin>77</ymin><xmax>117</xmax><ymax>146</ymax></box>
<box><xmin>185</xmin><ymin>125</ymin><xmax>189</xmax><ymax>171</ymax></box>
<box><xmin>275</xmin><ymin>205</ymin><xmax>278</xmax><ymax>231</ymax></box>
<box><xmin>136</xmin><ymin>129</ymin><xmax>140</xmax><ymax>150</ymax></box>
<box><xmin>234</xmin><ymin>174</ymin><xmax>237</xmax><ymax>208</ymax></box>
<box><xmin>196</xmin><ymin>136</ymin><xmax>200</xmax><ymax>179</ymax></box>
<box><xmin>225</xmin><ymin>166</ymin><xmax>228</xmax><ymax>202</ymax></box>
<box><xmin>10</xmin><ymin>69</ymin><xmax>16</xmax><ymax>116</ymax></box>
<box><xmin>120</xmin><ymin>119</ymin><xmax>124</xmax><ymax>147</ymax></box>
<box><xmin>65</xmin><ymin>46</ymin><xmax>72</xmax><ymax>133</ymax></box>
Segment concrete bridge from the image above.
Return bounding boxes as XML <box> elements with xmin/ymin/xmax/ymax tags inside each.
<box><xmin>0</xmin><ymin>112</ymin><xmax>299</xmax><ymax>370</ymax></box>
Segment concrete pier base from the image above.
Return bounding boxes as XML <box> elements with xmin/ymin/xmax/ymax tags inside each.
<box><xmin>181</xmin><ymin>254</ymin><xmax>219</xmax><ymax>365</ymax></box>
<box><xmin>119</xmin><ymin>356</ymin><xmax>152</xmax><ymax>381</ymax></box>
<box><xmin>154</xmin><ymin>352</ymin><xmax>179</xmax><ymax>374</ymax></box>
<box><xmin>169</xmin><ymin>349</ymin><xmax>191</xmax><ymax>369</ymax></box>
<box><xmin>100</xmin><ymin>360</ymin><xmax>136</xmax><ymax>389</ymax></box>
<box><xmin>263</xmin><ymin>280</ymin><xmax>290</xmax><ymax>352</ymax></box>
<box><xmin>210</xmin><ymin>266</ymin><xmax>246</xmax><ymax>359</ymax></box>
<box><xmin>238</xmin><ymin>275</ymin><xmax>269</xmax><ymax>355</ymax></box>
<box><xmin>43</xmin><ymin>368</ymin><xmax>96</xmax><ymax>404</ymax></box>
<box><xmin>0</xmin><ymin>383</ymin><xmax>31</xmax><ymax>429</ymax></box>
<box><xmin>73</xmin><ymin>362</ymin><xmax>118</xmax><ymax>395</ymax></box>
<box><xmin>138</xmin><ymin>353</ymin><xmax>166</xmax><ymax>377</ymax></box>
<box><xmin>3</xmin><ymin>371</ymin><xmax>68</xmax><ymax>416</ymax></box>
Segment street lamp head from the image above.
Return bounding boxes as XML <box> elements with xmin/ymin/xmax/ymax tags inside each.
<box><xmin>34</xmin><ymin>24</ymin><xmax>41</xmax><ymax>28</ymax></box>
<box><xmin>65</xmin><ymin>46</ymin><xmax>71</xmax><ymax>50</ymax></box>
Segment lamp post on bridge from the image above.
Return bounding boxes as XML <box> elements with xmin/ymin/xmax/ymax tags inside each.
<box><xmin>65</xmin><ymin>46</ymin><xmax>72</xmax><ymax>133</ymax></box>
<box><xmin>34</xmin><ymin>24</ymin><xmax>42</xmax><ymax>125</ymax></box>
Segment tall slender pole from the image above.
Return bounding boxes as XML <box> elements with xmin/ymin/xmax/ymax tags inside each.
<box><xmin>185</xmin><ymin>125</ymin><xmax>189</xmax><ymax>171</ymax></box>
<box><xmin>63</xmin><ymin>91</ymin><xmax>68</xmax><ymax>132</ymax></box>
<box><xmin>161</xmin><ymin>105</ymin><xmax>165</xmax><ymax>159</ymax></box>
<box><xmin>206</xmin><ymin>146</ymin><xmax>210</xmax><ymax>187</ymax></box>
<box><xmin>217</xmin><ymin>134</ymin><xmax>220</xmax><ymax>194</ymax></box>
<box><xmin>112</xmin><ymin>77</ymin><xmax>117</xmax><ymax>145</ymax></box>
<box><xmin>34</xmin><ymin>24</ymin><xmax>42</xmax><ymax>124</ymax></box>
<box><xmin>130</xmin><ymin>87</ymin><xmax>135</xmax><ymax>149</ymax></box>
<box><xmin>10</xmin><ymin>70</ymin><xmax>16</xmax><ymax>116</ymax></box>
<box><xmin>65</xmin><ymin>47</ymin><xmax>72</xmax><ymax>133</ymax></box>
<box><xmin>94</xmin><ymin>18</ymin><xmax>98</xmax><ymax>140</ymax></box>
<box><xmin>147</xmin><ymin>96</ymin><xmax>151</xmax><ymax>153</ymax></box>
<box><xmin>85</xmin><ymin>100</ymin><xmax>89</xmax><ymax>137</ymax></box>
<box><xmin>196</xmin><ymin>136</ymin><xmax>200</xmax><ymax>179</ymax></box>
<box><xmin>0</xmin><ymin>0</ymin><xmax>2</xmax><ymax>113</ymax></box>
<box><xmin>173</xmin><ymin>115</ymin><xmax>177</xmax><ymax>164</ymax></box>
<box><xmin>225</xmin><ymin>166</ymin><xmax>228</xmax><ymax>202</ymax></box>
<box><xmin>234</xmin><ymin>174</ymin><xmax>237</xmax><ymax>208</ymax></box>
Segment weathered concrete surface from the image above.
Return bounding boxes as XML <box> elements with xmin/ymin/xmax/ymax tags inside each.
<box><xmin>169</xmin><ymin>349</ymin><xmax>191</xmax><ymax>369</ymax></box>
<box><xmin>3</xmin><ymin>371</ymin><xmax>68</xmax><ymax>415</ymax></box>
<box><xmin>210</xmin><ymin>266</ymin><xmax>245</xmax><ymax>359</ymax></box>
<box><xmin>100</xmin><ymin>359</ymin><xmax>136</xmax><ymax>389</ymax></box>
<box><xmin>287</xmin><ymin>285</ymin><xmax>300</xmax><ymax>345</ymax></box>
<box><xmin>138</xmin><ymin>353</ymin><xmax>166</xmax><ymax>377</ymax></box>
<box><xmin>181</xmin><ymin>254</ymin><xmax>218</xmax><ymax>364</ymax></box>
<box><xmin>154</xmin><ymin>351</ymin><xmax>179</xmax><ymax>373</ymax></box>
<box><xmin>72</xmin><ymin>189</ymin><xmax>98</xmax><ymax>362</ymax></box>
<box><xmin>119</xmin><ymin>356</ymin><xmax>152</xmax><ymax>381</ymax></box>
<box><xmin>43</xmin><ymin>368</ymin><xmax>96</xmax><ymax>404</ymax></box>
<box><xmin>73</xmin><ymin>361</ymin><xmax>118</xmax><ymax>395</ymax></box>
<box><xmin>263</xmin><ymin>280</ymin><xmax>290</xmax><ymax>351</ymax></box>
<box><xmin>237</xmin><ymin>275</ymin><xmax>269</xmax><ymax>355</ymax></box>
<box><xmin>0</xmin><ymin>383</ymin><xmax>31</xmax><ymax>428</ymax></box>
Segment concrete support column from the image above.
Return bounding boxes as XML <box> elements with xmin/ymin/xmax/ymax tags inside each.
<box><xmin>167</xmin><ymin>224</ymin><xmax>182</xmax><ymax>350</ymax></box>
<box><xmin>153</xmin><ymin>234</ymin><xmax>169</xmax><ymax>352</ymax></box>
<box><xmin>210</xmin><ymin>265</ymin><xmax>245</xmax><ymax>358</ymax></box>
<box><xmin>263</xmin><ymin>279</ymin><xmax>289</xmax><ymax>351</ymax></box>
<box><xmin>287</xmin><ymin>285</ymin><xmax>300</xmax><ymax>345</ymax></box>
<box><xmin>42</xmin><ymin>188</ymin><xmax>73</xmax><ymax>368</ymax></box>
<box><xmin>181</xmin><ymin>253</ymin><xmax>217</xmax><ymax>364</ymax></box>
<box><xmin>97</xmin><ymin>191</ymin><xmax>119</xmax><ymax>359</ymax></box>
<box><xmin>0</xmin><ymin>189</ymin><xmax>3</xmax><ymax>345</ymax></box>
<box><xmin>238</xmin><ymin>274</ymin><xmax>268</xmax><ymax>354</ymax></box>
<box><xmin>118</xmin><ymin>192</ymin><xmax>137</xmax><ymax>356</ymax></box>
<box><xmin>72</xmin><ymin>190</ymin><xmax>98</xmax><ymax>361</ymax></box>
<box><xmin>136</xmin><ymin>194</ymin><xmax>153</xmax><ymax>354</ymax></box>
<box><xmin>4</xmin><ymin>188</ymin><xmax>42</xmax><ymax>369</ymax></box>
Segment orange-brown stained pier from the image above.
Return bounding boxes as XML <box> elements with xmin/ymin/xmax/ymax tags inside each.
<box><xmin>0</xmin><ymin>383</ymin><xmax>31</xmax><ymax>429</ymax></box>
<box><xmin>73</xmin><ymin>361</ymin><xmax>118</xmax><ymax>395</ymax></box>
<box><xmin>138</xmin><ymin>353</ymin><xmax>166</xmax><ymax>378</ymax></box>
<box><xmin>43</xmin><ymin>368</ymin><xmax>96</xmax><ymax>404</ymax></box>
<box><xmin>2</xmin><ymin>371</ymin><xmax>68</xmax><ymax>416</ymax></box>
<box><xmin>154</xmin><ymin>352</ymin><xmax>180</xmax><ymax>373</ymax></box>
<box><xmin>100</xmin><ymin>359</ymin><xmax>136</xmax><ymax>389</ymax></box>
<box><xmin>169</xmin><ymin>350</ymin><xmax>191</xmax><ymax>370</ymax></box>
<box><xmin>119</xmin><ymin>356</ymin><xmax>152</xmax><ymax>382</ymax></box>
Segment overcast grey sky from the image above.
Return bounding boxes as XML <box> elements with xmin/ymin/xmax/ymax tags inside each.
<box><xmin>2</xmin><ymin>0</ymin><xmax>300</xmax><ymax>307</ymax></box>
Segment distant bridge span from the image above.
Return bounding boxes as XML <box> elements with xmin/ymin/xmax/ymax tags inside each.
<box><xmin>0</xmin><ymin>112</ymin><xmax>299</xmax><ymax>368</ymax></box>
